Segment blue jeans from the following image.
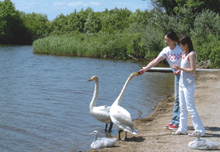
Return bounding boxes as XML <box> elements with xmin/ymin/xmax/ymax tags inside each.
<box><xmin>170</xmin><ymin>74</ymin><xmax>180</xmax><ymax>127</ymax></box>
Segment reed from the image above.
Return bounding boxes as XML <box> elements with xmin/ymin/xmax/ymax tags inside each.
<box><xmin>33</xmin><ymin>32</ymin><xmax>144</xmax><ymax>59</ymax></box>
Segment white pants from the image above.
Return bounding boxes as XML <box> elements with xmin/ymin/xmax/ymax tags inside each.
<box><xmin>178</xmin><ymin>84</ymin><xmax>205</xmax><ymax>134</ymax></box>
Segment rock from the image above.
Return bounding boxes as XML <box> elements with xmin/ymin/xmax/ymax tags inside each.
<box><xmin>197</xmin><ymin>60</ymin><xmax>211</xmax><ymax>69</ymax></box>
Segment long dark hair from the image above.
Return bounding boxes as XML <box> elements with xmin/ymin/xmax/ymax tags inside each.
<box><xmin>164</xmin><ymin>29</ymin><xmax>179</xmax><ymax>43</ymax></box>
<box><xmin>179</xmin><ymin>36</ymin><xmax>194</xmax><ymax>53</ymax></box>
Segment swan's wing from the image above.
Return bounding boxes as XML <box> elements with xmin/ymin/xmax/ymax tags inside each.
<box><xmin>110</xmin><ymin>106</ymin><xmax>134</xmax><ymax>127</ymax></box>
<box><xmin>101</xmin><ymin>138</ymin><xmax>117</xmax><ymax>147</ymax></box>
<box><xmin>188</xmin><ymin>139</ymin><xmax>220</xmax><ymax>150</ymax></box>
<box><xmin>91</xmin><ymin>106</ymin><xmax>112</xmax><ymax>123</ymax></box>
<box><xmin>95</xmin><ymin>105</ymin><xmax>110</xmax><ymax>112</ymax></box>
<box><xmin>93</xmin><ymin>106</ymin><xmax>110</xmax><ymax>115</ymax></box>
<box><xmin>91</xmin><ymin>140</ymin><xmax>103</xmax><ymax>149</ymax></box>
<box><xmin>197</xmin><ymin>140</ymin><xmax>220</xmax><ymax>150</ymax></box>
<box><xmin>91</xmin><ymin>138</ymin><xmax>116</xmax><ymax>149</ymax></box>
<box><xmin>188</xmin><ymin>139</ymin><xmax>199</xmax><ymax>149</ymax></box>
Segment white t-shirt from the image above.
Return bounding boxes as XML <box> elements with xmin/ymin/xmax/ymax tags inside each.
<box><xmin>159</xmin><ymin>44</ymin><xmax>183</xmax><ymax>72</ymax></box>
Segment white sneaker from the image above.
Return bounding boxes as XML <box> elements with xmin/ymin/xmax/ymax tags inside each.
<box><xmin>188</xmin><ymin>131</ymin><xmax>205</xmax><ymax>137</ymax></box>
<box><xmin>172</xmin><ymin>130</ymin><xmax>187</xmax><ymax>135</ymax></box>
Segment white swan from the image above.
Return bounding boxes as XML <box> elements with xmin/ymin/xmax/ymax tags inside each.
<box><xmin>188</xmin><ymin>132</ymin><xmax>220</xmax><ymax>150</ymax></box>
<box><xmin>89</xmin><ymin>76</ymin><xmax>113</xmax><ymax>132</ymax></box>
<box><xmin>110</xmin><ymin>72</ymin><xmax>139</xmax><ymax>140</ymax></box>
<box><xmin>90</xmin><ymin>130</ymin><xmax>117</xmax><ymax>149</ymax></box>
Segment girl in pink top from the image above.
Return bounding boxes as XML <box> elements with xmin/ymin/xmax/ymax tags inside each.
<box><xmin>173</xmin><ymin>36</ymin><xmax>205</xmax><ymax>136</ymax></box>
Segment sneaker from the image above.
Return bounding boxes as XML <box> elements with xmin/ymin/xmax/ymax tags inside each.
<box><xmin>166</xmin><ymin>123</ymin><xmax>173</xmax><ymax>128</ymax></box>
<box><xmin>188</xmin><ymin>131</ymin><xmax>205</xmax><ymax>137</ymax></box>
<box><xmin>172</xmin><ymin>130</ymin><xmax>187</xmax><ymax>135</ymax></box>
<box><xmin>169</xmin><ymin>125</ymin><xmax>178</xmax><ymax>130</ymax></box>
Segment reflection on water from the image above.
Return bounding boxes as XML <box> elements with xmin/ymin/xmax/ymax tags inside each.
<box><xmin>0</xmin><ymin>46</ymin><xmax>174</xmax><ymax>152</ymax></box>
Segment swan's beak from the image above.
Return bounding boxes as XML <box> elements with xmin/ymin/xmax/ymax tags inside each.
<box><xmin>89</xmin><ymin>77</ymin><xmax>94</xmax><ymax>82</ymax></box>
<box><xmin>134</xmin><ymin>72</ymin><xmax>140</xmax><ymax>76</ymax></box>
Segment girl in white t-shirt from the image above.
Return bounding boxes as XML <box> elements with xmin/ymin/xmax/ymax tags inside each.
<box><xmin>172</xmin><ymin>36</ymin><xmax>205</xmax><ymax>136</ymax></box>
<box><xmin>139</xmin><ymin>30</ymin><xmax>183</xmax><ymax>129</ymax></box>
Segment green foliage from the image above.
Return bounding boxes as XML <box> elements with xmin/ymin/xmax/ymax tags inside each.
<box><xmin>1</xmin><ymin>0</ymin><xmax>220</xmax><ymax>67</ymax></box>
<box><xmin>152</xmin><ymin>0</ymin><xmax>178</xmax><ymax>15</ymax></box>
<box><xmin>33</xmin><ymin>8</ymin><xmax>220</xmax><ymax>67</ymax></box>
<box><xmin>174</xmin><ymin>0</ymin><xmax>204</xmax><ymax>15</ymax></box>
<box><xmin>129</xmin><ymin>9</ymin><xmax>149</xmax><ymax>26</ymax></box>
<box><xmin>20</xmin><ymin>12</ymin><xmax>51</xmax><ymax>42</ymax></box>
<box><xmin>152</xmin><ymin>0</ymin><xmax>220</xmax><ymax>15</ymax></box>
<box><xmin>100</xmin><ymin>8</ymin><xmax>132</xmax><ymax>33</ymax></box>
<box><xmin>84</xmin><ymin>11</ymin><xmax>102</xmax><ymax>33</ymax></box>
<box><xmin>137</xmin><ymin>26</ymin><xmax>164</xmax><ymax>59</ymax></box>
<box><xmin>209</xmin><ymin>45</ymin><xmax>220</xmax><ymax>68</ymax></box>
<box><xmin>0</xmin><ymin>0</ymin><xmax>27</xmax><ymax>44</ymax></box>
<box><xmin>191</xmin><ymin>10</ymin><xmax>220</xmax><ymax>40</ymax></box>
<box><xmin>148</xmin><ymin>10</ymin><xmax>191</xmax><ymax>35</ymax></box>
<box><xmin>191</xmin><ymin>10</ymin><xmax>220</xmax><ymax>67</ymax></box>
<box><xmin>194</xmin><ymin>35</ymin><xmax>220</xmax><ymax>68</ymax></box>
<box><xmin>33</xmin><ymin>31</ymin><xmax>144</xmax><ymax>59</ymax></box>
<box><xmin>49</xmin><ymin>14</ymin><xmax>68</xmax><ymax>35</ymax></box>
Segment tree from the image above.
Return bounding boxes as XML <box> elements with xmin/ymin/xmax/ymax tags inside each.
<box><xmin>129</xmin><ymin>9</ymin><xmax>151</xmax><ymax>27</ymax></box>
<box><xmin>151</xmin><ymin>0</ymin><xmax>178</xmax><ymax>15</ymax></box>
<box><xmin>20</xmin><ymin>12</ymin><xmax>50</xmax><ymax>42</ymax></box>
<box><xmin>0</xmin><ymin>0</ymin><xmax>27</xmax><ymax>44</ymax></box>
<box><xmin>51</xmin><ymin>14</ymin><xmax>68</xmax><ymax>34</ymax></box>
<box><xmin>100</xmin><ymin>8</ymin><xmax>132</xmax><ymax>33</ymax></box>
<box><xmin>151</xmin><ymin>0</ymin><xmax>220</xmax><ymax>15</ymax></box>
<box><xmin>84</xmin><ymin>12</ymin><xmax>102</xmax><ymax>33</ymax></box>
<box><xmin>62</xmin><ymin>8</ymin><xmax>93</xmax><ymax>33</ymax></box>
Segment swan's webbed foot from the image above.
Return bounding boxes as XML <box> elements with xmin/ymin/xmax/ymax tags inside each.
<box><xmin>121</xmin><ymin>132</ymin><xmax>128</xmax><ymax>141</ymax></box>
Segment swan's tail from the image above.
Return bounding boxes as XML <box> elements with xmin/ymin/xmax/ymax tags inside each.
<box><xmin>131</xmin><ymin>128</ymin><xmax>138</xmax><ymax>134</ymax></box>
<box><xmin>124</xmin><ymin>127</ymin><xmax>138</xmax><ymax>134</ymax></box>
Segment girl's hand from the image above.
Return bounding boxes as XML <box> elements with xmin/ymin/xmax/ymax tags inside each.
<box><xmin>173</xmin><ymin>64</ymin><xmax>179</xmax><ymax>70</ymax></box>
<box><xmin>174</xmin><ymin>70</ymin><xmax>180</xmax><ymax>75</ymax></box>
<box><xmin>173</xmin><ymin>64</ymin><xmax>180</xmax><ymax>75</ymax></box>
<box><xmin>139</xmin><ymin>69</ymin><xmax>145</xmax><ymax>75</ymax></box>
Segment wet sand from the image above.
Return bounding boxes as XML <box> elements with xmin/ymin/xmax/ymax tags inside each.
<box><xmin>89</xmin><ymin>71</ymin><xmax>220</xmax><ymax>152</ymax></box>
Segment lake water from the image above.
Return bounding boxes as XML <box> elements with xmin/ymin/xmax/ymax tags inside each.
<box><xmin>0</xmin><ymin>46</ymin><xmax>174</xmax><ymax>152</ymax></box>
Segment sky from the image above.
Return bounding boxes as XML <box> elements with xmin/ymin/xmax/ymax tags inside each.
<box><xmin>10</xmin><ymin>0</ymin><xmax>153</xmax><ymax>21</ymax></box>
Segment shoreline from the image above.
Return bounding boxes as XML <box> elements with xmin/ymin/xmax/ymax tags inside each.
<box><xmin>88</xmin><ymin>71</ymin><xmax>220</xmax><ymax>152</ymax></box>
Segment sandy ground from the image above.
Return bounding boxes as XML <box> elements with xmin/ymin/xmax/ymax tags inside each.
<box><xmin>88</xmin><ymin>71</ymin><xmax>220</xmax><ymax>152</ymax></box>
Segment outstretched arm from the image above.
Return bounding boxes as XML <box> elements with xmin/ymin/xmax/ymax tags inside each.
<box><xmin>139</xmin><ymin>56</ymin><xmax>164</xmax><ymax>75</ymax></box>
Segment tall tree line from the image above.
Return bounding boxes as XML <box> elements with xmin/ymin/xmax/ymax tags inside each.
<box><xmin>1</xmin><ymin>0</ymin><xmax>220</xmax><ymax>44</ymax></box>
<box><xmin>0</xmin><ymin>0</ymin><xmax>220</xmax><ymax>67</ymax></box>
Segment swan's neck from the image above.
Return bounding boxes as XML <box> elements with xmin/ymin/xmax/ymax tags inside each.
<box><xmin>113</xmin><ymin>76</ymin><xmax>132</xmax><ymax>106</ymax></box>
<box><xmin>90</xmin><ymin>79</ymin><xmax>98</xmax><ymax>111</ymax></box>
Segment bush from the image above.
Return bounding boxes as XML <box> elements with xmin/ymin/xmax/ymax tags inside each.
<box><xmin>194</xmin><ymin>34</ymin><xmax>220</xmax><ymax>68</ymax></box>
<box><xmin>191</xmin><ymin>10</ymin><xmax>220</xmax><ymax>40</ymax></box>
<box><xmin>139</xmin><ymin>26</ymin><xmax>164</xmax><ymax>59</ymax></box>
